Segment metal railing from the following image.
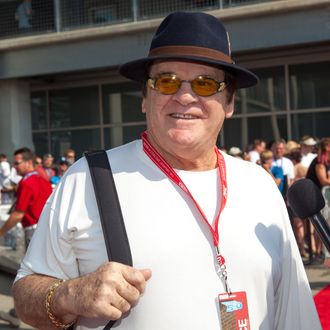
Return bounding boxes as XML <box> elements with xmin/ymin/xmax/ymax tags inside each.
<box><xmin>0</xmin><ymin>0</ymin><xmax>276</xmax><ymax>40</ymax></box>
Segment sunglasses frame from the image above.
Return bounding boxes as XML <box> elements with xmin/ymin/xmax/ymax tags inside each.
<box><xmin>13</xmin><ymin>160</ymin><xmax>24</xmax><ymax>166</ymax></box>
<box><xmin>147</xmin><ymin>74</ymin><xmax>227</xmax><ymax>97</ymax></box>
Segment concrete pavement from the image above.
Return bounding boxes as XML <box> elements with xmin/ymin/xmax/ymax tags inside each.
<box><xmin>306</xmin><ymin>263</ymin><xmax>330</xmax><ymax>296</ymax></box>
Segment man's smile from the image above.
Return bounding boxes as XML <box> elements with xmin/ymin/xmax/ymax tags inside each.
<box><xmin>170</xmin><ymin>113</ymin><xmax>200</xmax><ymax>120</ymax></box>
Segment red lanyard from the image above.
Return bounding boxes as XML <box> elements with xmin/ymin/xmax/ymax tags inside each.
<box><xmin>141</xmin><ymin>131</ymin><xmax>227</xmax><ymax>247</ymax></box>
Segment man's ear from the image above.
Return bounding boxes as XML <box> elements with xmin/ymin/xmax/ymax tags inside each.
<box><xmin>142</xmin><ymin>98</ymin><xmax>146</xmax><ymax>114</ymax></box>
<box><xmin>225</xmin><ymin>92</ymin><xmax>235</xmax><ymax>119</ymax></box>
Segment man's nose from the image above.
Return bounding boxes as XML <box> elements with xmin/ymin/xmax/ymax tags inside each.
<box><xmin>172</xmin><ymin>81</ymin><xmax>198</xmax><ymax>105</ymax></box>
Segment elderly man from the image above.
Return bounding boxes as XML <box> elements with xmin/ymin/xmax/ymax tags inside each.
<box><xmin>12</xmin><ymin>12</ymin><xmax>320</xmax><ymax>330</ymax></box>
<box><xmin>271</xmin><ymin>140</ymin><xmax>295</xmax><ymax>198</ymax></box>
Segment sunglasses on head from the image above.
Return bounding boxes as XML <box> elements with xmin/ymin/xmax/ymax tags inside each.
<box><xmin>147</xmin><ymin>74</ymin><xmax>227</xmax><ymax>97</ymax></box>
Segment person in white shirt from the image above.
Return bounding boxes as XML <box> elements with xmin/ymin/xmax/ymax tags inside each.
<box><xmin>12</xmin><ymin>12</ymin><xmax>321</xmax><ymax>330</ymax></box>
<box><xmin>0</xmin><ymin>154</ymin><xmax>11</xmax><ymax>204</ymax></box>
<box><xmin>300</xmin><ymin>136</ymin><xmax>317</xmax><ymax>169</ymax></box>
<box><xmin>248</xmin><ymin>139</ymin><xmax>266</xmax><ymax>164</ymax></box>
<box><xmin>0</xmin><ymin>154</ymin><xmax>11</xmax><ymax>185</ymax></box>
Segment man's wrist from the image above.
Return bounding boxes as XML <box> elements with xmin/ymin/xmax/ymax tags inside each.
<box><xmin>45</xmin><ymin>279</ymin><xmax>77</xmax><ymax>329</ymax></box>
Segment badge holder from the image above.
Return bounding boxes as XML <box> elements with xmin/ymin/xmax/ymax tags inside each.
<box><xmin>216</xmin><ymin>246</ymin><xmax>250</xmax><ymax>330</ymax></box>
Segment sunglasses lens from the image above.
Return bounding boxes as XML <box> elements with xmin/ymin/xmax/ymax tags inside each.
<box><xmin>191</xmin><ymin>77</ymin><xmax>218</xmax><ymax>96</ymax></box>
<box><xmin>155</xmin><ymin>75</ymin><xmax>180</xmax><ymax>95</ymax></box>
<box><xmin>149</xmin><ymin>74</ymin><xmax>225</xmax><ymax>96</ymax></box>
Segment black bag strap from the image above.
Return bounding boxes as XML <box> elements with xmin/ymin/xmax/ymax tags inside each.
<box><xmin>85</xmin><ymin>150</ymin><xmax>133</xmax><ymax>330</ymax></box>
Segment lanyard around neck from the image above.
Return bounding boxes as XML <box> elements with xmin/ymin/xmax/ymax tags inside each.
<box><xmin>141</xmin><ymin>131</ymin><xmax>228</xmax><ymax>247</ymax></box>
<box><xmin>22</xmin><ymin>171</ymin><xmax>38</xmax><ymax>181</ymax></box>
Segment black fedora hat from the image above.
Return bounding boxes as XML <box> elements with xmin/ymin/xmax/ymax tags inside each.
<box><xmin>119</xmin><ymin>11</ymin><xmax>258</xmax><ymax>89</ymax></box>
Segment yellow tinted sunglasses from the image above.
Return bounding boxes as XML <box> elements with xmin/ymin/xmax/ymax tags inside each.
<box><xmin>147</xmin><ymin>74</ymin><xmax>227</xmax><ymax>97</ymax></box>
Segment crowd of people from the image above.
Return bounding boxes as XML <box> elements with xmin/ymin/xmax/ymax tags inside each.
<box><xmin>0</xmin><ymin>148</ymin><xmax>75</xmax><ymax>204</ymax></box>
<box><xmin>0</xmin><ymin>147</ymin><xmax>75</xmax><ymax>240</ymax></box>
<box><xmin>1</xmin><ymin>137</ymin><xmax>329</xmax><ymax>267</ymax></box>
<box><xmin>225</xmin><ymin>135</ymin><xmax>330</xmax><ymax>264</ymax></box>
<box><xmin>1</xmin><ymin>137</ymin><xmax>329</xmax><ymax>264</ymax></box>
<box><xmin>0</xmin><ymin>147</ymin><xmax>75</xmax><ymax>327</ymax></box>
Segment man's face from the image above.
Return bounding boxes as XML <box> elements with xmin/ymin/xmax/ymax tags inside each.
<box><xmin>273</xmin><ymin>143</ymin><xmax>286</xmax><ymax>159</ymax></box>
<box><xmin>35</xmin><ymin>157</ymin><xmax>42</xmax><ymax>168</ymax></box>
<box><xmin>65</xmin><ymin>152</ymin><xmax>75</xmax><ymax>165</ymax></box>
<box><xmin>14</xmin><ymin>154</ymin><xmax>31</xmax><ymax>176</ymax></box>
<box><xmin>43</xmin><ymin>157</ymin><xmax>53</xmax><ymax>168</ymax></box>
<box><xmin>59</xmin><ymin>163</ymin><xmax>68</xmax><ymax>173</ymax></box>
<box><xmin>142</xmin><ymin>61</ymin><xmax>234</xmax><ymax>156</ymax></box>
<box><xmin>257</xmin><ymin>142</ymin><xmax>266</xmax><ymax>153</ymax></box>
<box><xmin>301</xmin><ymin>144</ymin><xmax>313</xmax><ymax>154</ymax></box>
<box><xmin>66</xmin><ymin>152</ymin><xmax>75</xmax><ymax>160</ymax></box>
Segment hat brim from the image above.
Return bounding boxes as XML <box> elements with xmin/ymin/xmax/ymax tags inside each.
<box><xmin>119</xmin><ymin>55</ymin><xmax>259</xmax><ymax>89</ymax></box>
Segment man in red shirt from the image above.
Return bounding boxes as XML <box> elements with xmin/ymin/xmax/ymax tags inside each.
<box><xmin>0</xmin><ymin>147</ymin><xmax>52</xmax><ymax>249</ymax></box>
<box><xmin>0</xmin><ymin>147</ymin><xmax>52</xmax><ymax>328</ymax></box>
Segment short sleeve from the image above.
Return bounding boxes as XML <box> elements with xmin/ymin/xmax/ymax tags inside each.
<box><xmin>15</xmin><ymin>183</ymin><xmax>32</xmax><ymax>213</ymax></box>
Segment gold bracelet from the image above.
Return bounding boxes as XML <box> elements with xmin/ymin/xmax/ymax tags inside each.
<box><xmin>45</xmin><ymin>279</ymin><xmax>76</xmax><ymax>329</ymax></box>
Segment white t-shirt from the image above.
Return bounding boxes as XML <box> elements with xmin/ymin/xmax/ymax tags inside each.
<box><xmin>0</xmin><ymin>160</ymin><xmax>11</xmax><ymax>188</ymax></box>
<box><xmin>301</xmin><ymin>153</ymin><xmax>317</xmax><ymax>168</ymax></box>
<box><xmin>248</xmin><ymin>150</ymin><xmax>260</xmax><ymax>163</ymax></box>
<box><xmin>16</xmin><ymin>140</ymin><xmax>320</xmax><ymax>330</ymax></box>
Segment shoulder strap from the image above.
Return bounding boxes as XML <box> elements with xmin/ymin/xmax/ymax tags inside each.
<box><xmin>84</xmin><ymin>150</ymin><xmax>133</xmax><ymax>330</ymax></box>
<box><xmin>85</xmin><ymin>150</ymin><xmax>132</xmax><ymax>266</ymax></box>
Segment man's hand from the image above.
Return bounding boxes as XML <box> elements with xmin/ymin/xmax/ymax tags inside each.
<box><xmin>53</xmin><ymin>262</ymin><xmax>152</xmax><ymax>323</ymax></box>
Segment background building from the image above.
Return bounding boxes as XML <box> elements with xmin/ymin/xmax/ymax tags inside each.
<box><xmin>0</xmin><ymin>0</ymin><xmax>329</xmax><ymax>159</ymax></box>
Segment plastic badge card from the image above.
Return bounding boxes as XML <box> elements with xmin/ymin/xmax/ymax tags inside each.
<box><xmin>218</xmin><ymin>291</ymin><xmax>250</xmax><ymax>330</ymax></box>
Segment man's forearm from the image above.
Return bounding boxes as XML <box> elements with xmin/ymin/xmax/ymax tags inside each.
<box><xmin>0</xmin><ymin>211</ymin><xmax>23</xmax><ymax>237</ymax></box>
<box><xmin>13</xmin><ymin>262</ymin><xmax>152</xmax><ymax>328</ymax></box>
<box><xmin>12</xmin><ymin>274</ymin><xmax>76</xmax><ymax>329</ymax></box>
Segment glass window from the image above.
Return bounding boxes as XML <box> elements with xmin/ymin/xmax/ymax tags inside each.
<box><xmin>235</xmin><ymin>67</ymin><xmax>285</xmax><ymax>114</ymax></box>
<box><xmin>289</xmin><ymin>61</ymin><xmax>330</xmax><ymax>109</ymax></box>
<box><xmin>50</xmin><ymin>86</ymin><xmax>99</xmax><ymax>128</ymax></box>
<box><xmin>31</xmin><ymin>91</ymin><xmax>47</xmax><ymax>129</ymax></box>
<box><xmin>223</xmin><ymin>114</ymin><xmax>288</xmax><ymax>149</ymax></box>
<box><xmin>104</xmin><ymin>124</ymin><xmax>147</xmax><ymax>149</ymax></box>
<box><xmin>291</xmin><ymin>112</ymin><xmax>330</xmax><ymax>141</ymax></box>
<box><xmin>102</xmin><ymin>83</ymin><xmax>144</xmax><ymax>124</ymax></box>
<box><xmin>223</xmin><ymin>118</ymin><xmax>242</xmax><ymax>149</ymax></box>
<box><xmin>32</xmin><ymin>132</ymin><xmax>49</xmax><ymax>156</ymax></box>
<box><xmin>51</xmin><ymin>129</ymin><xmax>101</xmax><ymax>159</ymax></box>
<box><xmin>247</xmin><ymin>115</ymin><xmax>287</xmax><ymax>146</ymax></box>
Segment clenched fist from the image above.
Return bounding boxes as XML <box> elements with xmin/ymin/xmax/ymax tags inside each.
<box><xmin>53</xmin><ymin>262</ymin><xmax>152</xmax><ymax>322</ymax></box>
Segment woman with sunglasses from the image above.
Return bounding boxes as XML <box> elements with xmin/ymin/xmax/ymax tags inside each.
<box><xmin>13</xmin><ymin>12</ymin><xmax>320</xmax><ymax>330</ymax></box>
